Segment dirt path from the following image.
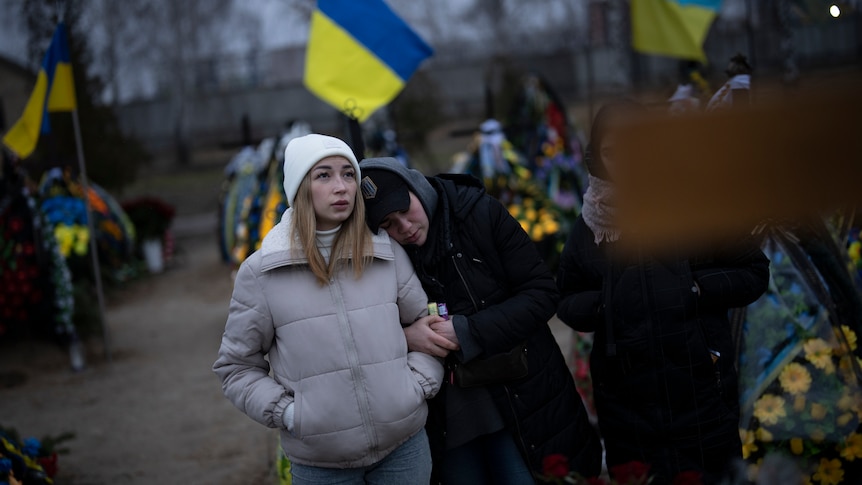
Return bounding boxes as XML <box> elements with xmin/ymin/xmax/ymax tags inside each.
<box><xmin>0</xmin><ymin>226</ymin><xmax>278</xmax><ymax>484</ymax></box>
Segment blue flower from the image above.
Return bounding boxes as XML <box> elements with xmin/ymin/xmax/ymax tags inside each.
<box><xmin>22</xmin><ymin>437</ymin><xmax>41</xmax><ymax>457</ymax></box>
<box><xmin>0</xmin><ymin>457</ymin><xmax>11</xmax><ymax>473</ymax></box>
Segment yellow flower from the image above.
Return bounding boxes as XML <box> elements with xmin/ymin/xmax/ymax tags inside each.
<box><xmin>542</xmin><ymin>220</ymin><xmax>560</xmax><ymax>235</ymax></box>
<box><xmin>525</xmin><ymin>208</ymin><xmax>537</xmax><ymax>222</ymax></box>
<box><xmin>73</xmin><ymin>225</ymin><xmax>90</xmax><ymax>256</ymax></box>
<box><xmin>794</xmin><ymin>395</ymin><xmax>807</xmax><ymax>412</ymax></box>
<box><xmin>508</xmin><ymin>205</ymin><xmax>521</xmax><ymax>218</ymax></box>
<box><xmin>810</xmin><ymin>402</ymin><xmax>828</xmax><ymax>421</ymax></box>
<box><xmin>804</xmin><ymin>338</ymin><xmax>836</xmax><ymax>374</ymax></box>
<box><xmin>54</xmin><ymin>225</ymin><xmax>74</xmax><ymax>257</ymax></box>
<box><xmin>839</xmin><ymin>355</ymin><xmax>856</xmax><ymax>378</ymax></box>
<box><xmin>530</xmin><ymin>225</ymin><xmax>545</xmax><ymax>241</ymax></box>
<box><xmin>838</xmin><ymin>325</ymin><xmax>858</xmax><ymax>351</ymax></box>
<box><xmin>790</xmin><ymin>438</ymin><xmax>804</xmax><ymax>455</ymax></box>
<box><xmin>519</xmin><ymin>220</ymin><xmax>530</xmax><ymax>233</ymax></box>
<box><xmin>812</xmin><ymin>458</ymin><xmax>844</xmax><ymax>485</ymax></box>
<box><xmin>779</xmin><ymin>362</ymin><xmax>812</xmax><ymax>395</ymax></box>
<box><xmin>851</xmin><ymin>241</ymin><xmax>862</xmax><ymax>264</ymax></box>
<box><xmin>838</xmin><ymin>392</ymin><xmax>861</xmax><ymax>412</ymax></box>
<box><xmin>841</xmin><ymin>433</ymin><xmax>862</xmax><ymax>461</ymax></box>
<box><xmin>754</xmin><ymin>394</ymin><xmax>787</xmax><ymax>426</ymax></box>
<box><xmin>838</xmin><ymin>412</ymin><xmax>856</xmax><ymax>428</ymax></box>
<box><xmin>756</xmin><ymin>427</ymin><xmax>774</xmax><ymax>443</ymax></box>
<box><xmin>811</xmin><ymin>428</ymin><xmax>826</xmax><ymax>443</ymax></box>
<box><xmin>740</xmin><ymin>429</ymin><xmax>758</xmax><ymax>459</ymax></box>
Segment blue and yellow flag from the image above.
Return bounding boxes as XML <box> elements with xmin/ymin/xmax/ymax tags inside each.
<box><xmin>631</xmin><ymin>0</ymin><xmax>722</xmax><ymax>63</ymax></box>
<box><xmin>303</xmin><ymin>0</ymin><xmax>433</xmax><ymax>123</ymax></box>
<box><xmin>3</xmin><ymin>22</ymin><xmax>77</xmax><ymax>159</ymax></box>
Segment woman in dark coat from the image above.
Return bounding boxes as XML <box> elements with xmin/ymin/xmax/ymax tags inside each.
<box><xmin>556</xmin><ymin>102</ymin><xmax>770</xmax><ymax>484</ymax></box>
<box><xmin>359</xmin><ymin>157</ymin><xmax>602</xmax><ymax>485</ymax></box>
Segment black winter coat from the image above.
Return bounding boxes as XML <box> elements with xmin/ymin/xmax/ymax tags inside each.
<box><xmin>410</xmin><ymin>175</ymin><xmax>602</xmax><ymax>482</ymax></box>
<box><xmin>557</xmin><ymin>217</ymin><xmax>769</xmax><ymax>484</ymax></box>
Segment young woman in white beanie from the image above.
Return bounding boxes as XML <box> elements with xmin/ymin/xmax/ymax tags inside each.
<box><xmin>214</xmin><ymin>134</ymin><xmax>445</xmax><ymax>485</ymax></box>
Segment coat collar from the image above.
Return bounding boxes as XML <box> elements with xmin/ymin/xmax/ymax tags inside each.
<box><xmin>258</xmin><ymin>208</ymin><xmax>394</xmax><ymax>272</ymax></box>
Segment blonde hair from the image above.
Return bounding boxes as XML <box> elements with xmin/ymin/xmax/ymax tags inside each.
<box><xmin>290</xmin><ymin>172</ymin><xmax>372</xmax><ymax>285</ymax></box>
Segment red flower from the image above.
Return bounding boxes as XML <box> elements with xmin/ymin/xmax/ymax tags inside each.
<box><xmin>585</xmin><ymin>477</ymin><xmax>609</xmax><ymax>485</ymax></box>
<box><xmin>609</xmin><ymin>461</ymin><xmax>652</xmax><ymax>484</ymax></box>
<box><xmin>672</xmin><ymin>471</ymin><xmax>703</xmax><ymax>485</ymax></box>
<box><xmin>575</xmin><ymin>358</ymin><xmax>589</xmax><ymax>379</ymax></box>
<box><xmin>542</xmin><ymin>454</ymin><xmax>570</xmax><ymax>478</ymax></box>
<box><xmin>9</xmin><ymin>217</ymin><xmax>23</xmax><ymax>233</ymax></box>
<box><xmin>37</xmin><ymin>452</ymin><xmax>58</xmax><ymax>478</ymax></box>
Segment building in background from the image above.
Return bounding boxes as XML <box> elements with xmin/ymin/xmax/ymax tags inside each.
<box><xmin>112</xmin><ymin>0</ymin><xmax>862</xmax><ymax>156</ymax></box>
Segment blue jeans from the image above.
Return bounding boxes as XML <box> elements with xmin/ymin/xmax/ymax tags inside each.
<box><xmin>290</xmin><ymin>429</ymin><xmax>432</xmax><ymax>485</ymax></box>
<box><xmin>440</xmin><ymin>429</ymin><xmax>534</xmax><ymax>485</ymax></box>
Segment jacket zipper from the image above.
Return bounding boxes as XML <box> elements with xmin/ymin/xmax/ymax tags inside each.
<box><xmin>329</xmin><ymin>277</ymin><xmax>379</xmax><ymax>456</ymax></box>
<box><xmin>452</xmin><ymin>253</ymin><xmax>532</xmax><ymax>471</ymax></box>
<box><xmin>448</xmin><ymin>254</ymin><xmax>478</xmax><ymax>386</ymax></box>
<box><xmin>504</xmin><ymin>385</ymin><xmax>534</xmax><ymax>476</ymax></box>
<box><xmin>451</xmin><ymin>254</ymin><xmax>480</xmax><ymax>312</ymax></box>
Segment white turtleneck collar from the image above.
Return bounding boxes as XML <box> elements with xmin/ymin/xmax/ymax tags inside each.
<box><xmin>316</xmin><ymin>225</ymin><xmax>341</xmax><ymax>263</ymax></box>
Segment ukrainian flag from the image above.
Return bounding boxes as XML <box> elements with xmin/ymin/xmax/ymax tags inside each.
<box><xmin>303</xmin><ymin>0</ymin><xmax>433</xmax><ymax>123</ymax></box>
<box><xmin>3</xmin><ymin>22</ymin><xmax>77</xmax><ymax>159</ymax></box>
<box><xmin>631</xmin><ymin>0</ymin><xmax>722</xmax><ymax>63</ymax></box>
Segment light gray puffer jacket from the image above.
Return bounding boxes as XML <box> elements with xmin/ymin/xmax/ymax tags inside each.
<box><xmin>213</xmin><ymin>210</ymin><xmax>443</xmax><ymax>468</ymax></box>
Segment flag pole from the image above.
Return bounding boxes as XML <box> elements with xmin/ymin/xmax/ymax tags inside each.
<box><xmin>71</xmin><ymin>108</ymin><xmax>112</xmax><ymax>363</ymax></box>
<box><xmin>345</xmin><ymin>114</ymin><xmax>365</xmax><ymax>161</ymax></box>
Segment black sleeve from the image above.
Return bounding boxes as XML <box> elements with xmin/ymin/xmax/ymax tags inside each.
<box><xmin>462</xmin><ymin>197</ymin><xmax>559</xmax><ymax>356</ymax></box>
<box><xmin>692</xmin><ymin>244</ymin><xmax>770</xmax><ymax>309</ymax></box>
<box><xmin>556</xmin><ymin>218</ymin><xmax>604</xmax><ymax>332</ymax></box>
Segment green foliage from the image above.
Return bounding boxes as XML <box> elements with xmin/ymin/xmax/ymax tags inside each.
<box><xmin>37</xmin><ymin>431</ymin><xmax>76</xmax><ymax>456</ymax></box>
<box><xmin>0</xmin><ymin>425</ymin><xmax>75</xmax><ymax>456</ymax></box>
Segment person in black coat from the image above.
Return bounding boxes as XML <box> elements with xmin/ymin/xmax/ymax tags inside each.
<box><xmin>359</xmin><ymin>157</ymin><xmax>602</xmax><ymax>485</ymax></box>
<box><xmin>556</xmin><ymin>102</ymin><xmax>770</xmax><ymax>484</ymax></box>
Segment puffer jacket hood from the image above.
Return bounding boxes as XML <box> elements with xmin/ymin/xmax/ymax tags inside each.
<box><xmin>432</xmin><ymin>173</ymin><xmax>485</xmax><ymax>222</ymax></box>
<box><xmin>418</xmin><ymin>174</ymin><xmax>486</xmax><ymax>268</ymax></box>
<box><xmin>214</xmin><ymin>210</ymin><xmax>444</xmax><ymax>468</ymax></box>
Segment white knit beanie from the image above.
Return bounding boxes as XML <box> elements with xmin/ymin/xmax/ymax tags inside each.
<box><xmin>282</xmin><ymin>134</ymin><xmax>360</xmax><ymax>207</ymax></box>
